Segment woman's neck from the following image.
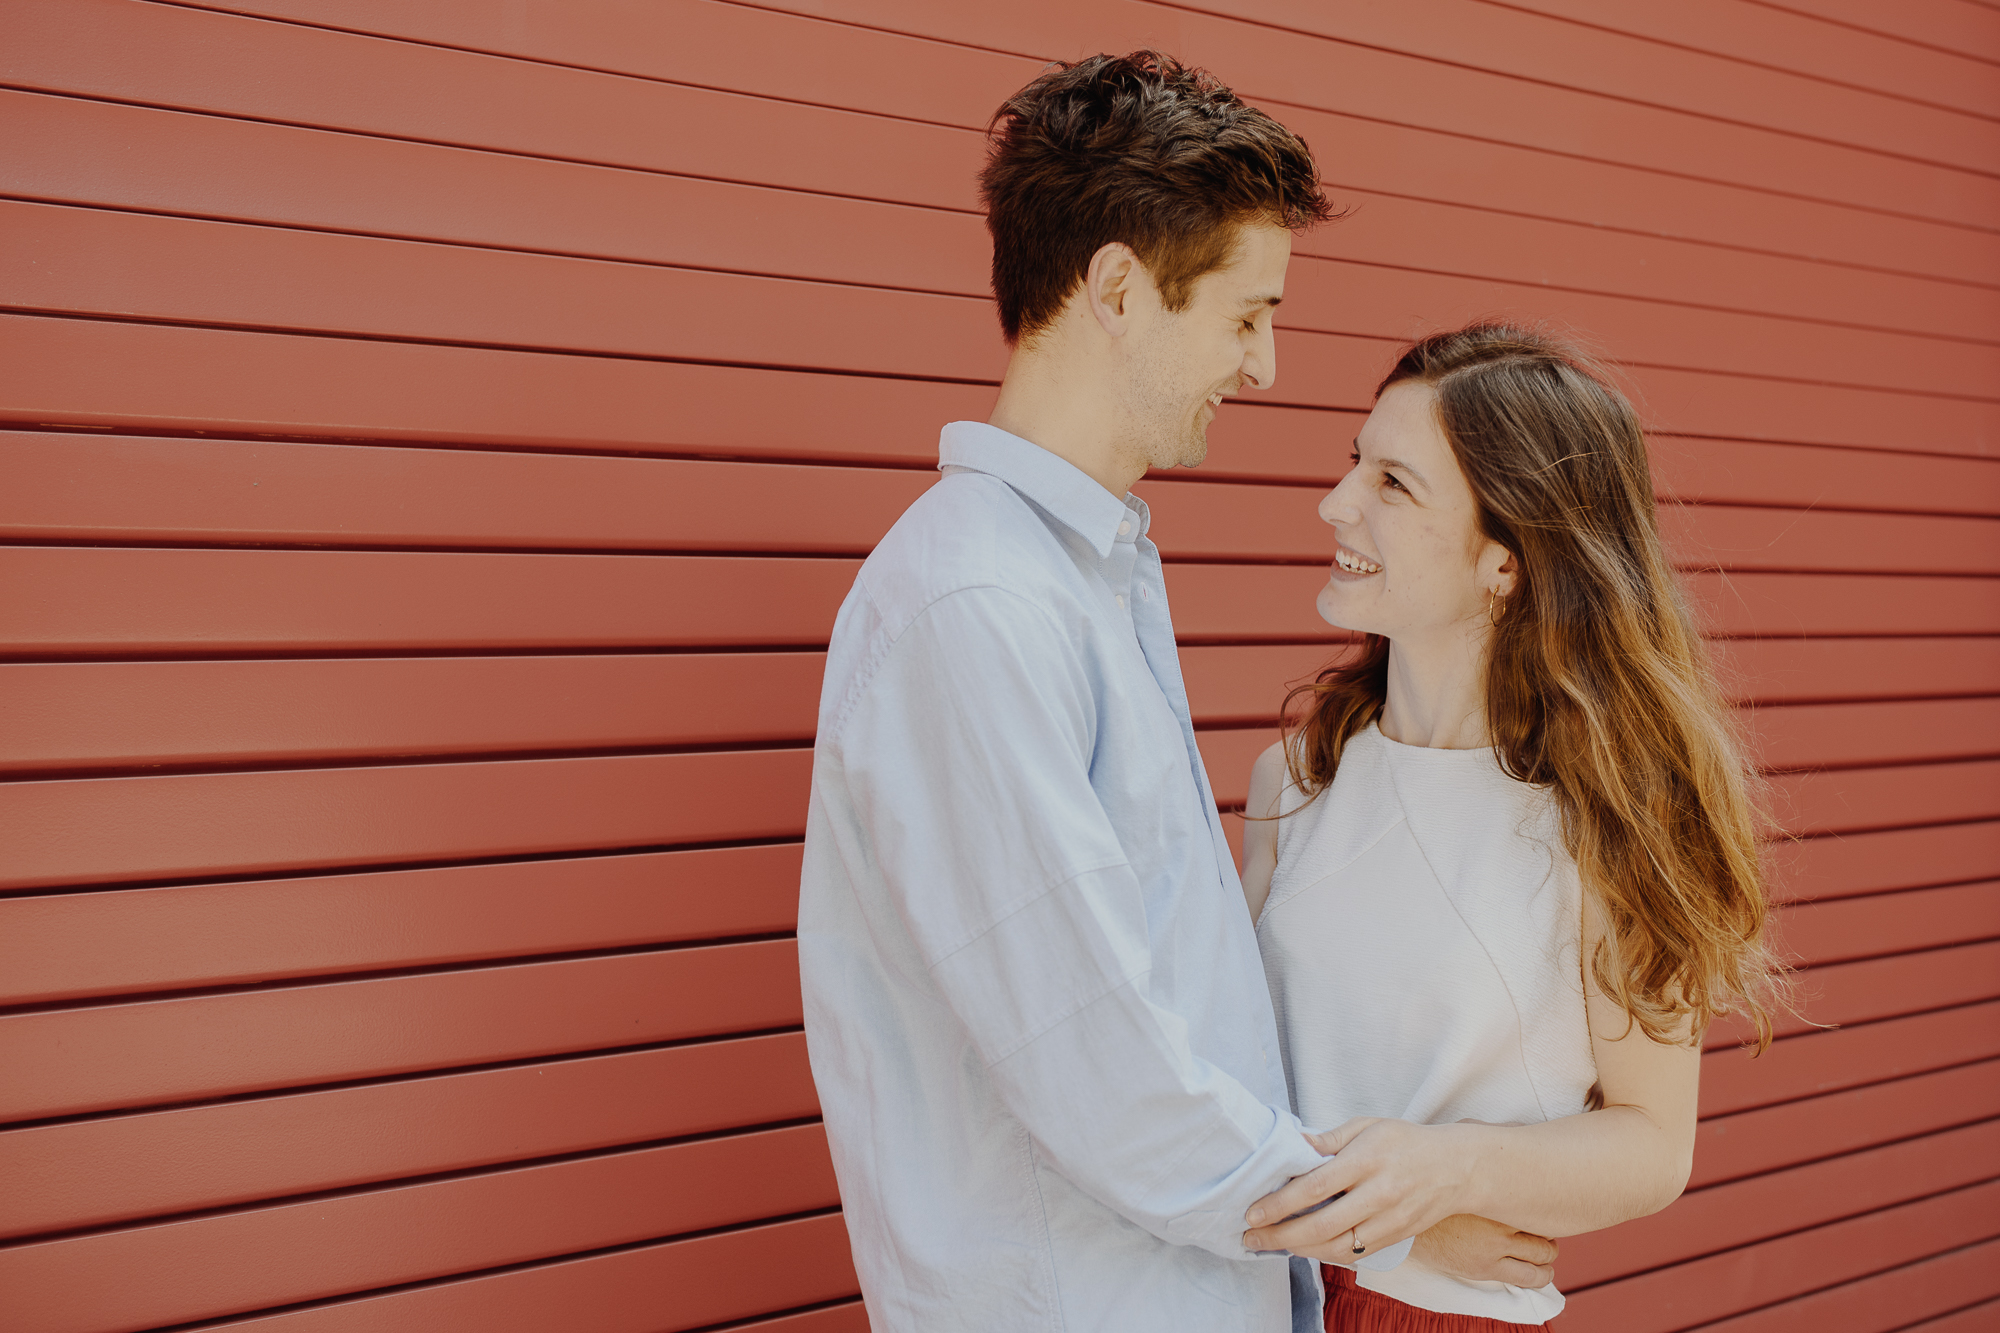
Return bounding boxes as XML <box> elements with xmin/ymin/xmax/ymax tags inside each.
<box><xmin>1377</xmin><ymin>631</ymin><xmax>1492</xmax><ymax>750</ymax></box>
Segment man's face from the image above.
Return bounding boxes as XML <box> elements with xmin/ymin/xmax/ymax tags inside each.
<box><xmin>1122</xmin><ymin>222</ymin><xmax>1292</xmax><ymax>472</ymax></box>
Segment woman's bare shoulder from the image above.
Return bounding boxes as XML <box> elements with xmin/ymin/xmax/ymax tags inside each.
<box><xmin>1247</xmin><ymin>738</ymin><xmax>1290</xmax><ymax>819</ymax></box>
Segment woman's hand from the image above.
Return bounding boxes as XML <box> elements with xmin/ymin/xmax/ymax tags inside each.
<box><xmin>1241</xmin><ymin>1117</ymin><xmax>1486</xmax><ymax>1261</ymax></box>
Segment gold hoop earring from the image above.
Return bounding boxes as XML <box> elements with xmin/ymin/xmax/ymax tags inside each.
<box><xmin>1488</xmin><ymin>589</ymin><xmax>1499</xmax><ymax>627</ymax></box>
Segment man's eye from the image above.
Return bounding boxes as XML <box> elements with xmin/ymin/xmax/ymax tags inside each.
<box><xmin>1348</xmin><ymin>450</ymin><xmax>1362</xmax><ymax>465</ymax></box>
<box><xmin>1384</xmin><ymin>474</ymin><xmax>1408</xmax><ymax>493</ymax></box>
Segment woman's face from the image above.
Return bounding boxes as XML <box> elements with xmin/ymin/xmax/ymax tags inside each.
<box><xmin>1314</xmin><ymin>380</ymin><xmax>1515</xmax><ymax>641</ymax></box>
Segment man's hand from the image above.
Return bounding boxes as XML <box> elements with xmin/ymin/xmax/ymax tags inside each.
<box><xmin>1414</xmin><ymin>1214</ymin><xmax>1557</xmax><ymax>1289</ymax></box>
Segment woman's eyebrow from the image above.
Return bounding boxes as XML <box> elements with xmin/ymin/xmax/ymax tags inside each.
<box><xmin>1376</xmin><ymin>456</ymin><xmax>1432</xmax><ymax>490</ymax></box>
<box><xmin>1352</xmin><ymin>438</ymin><xmax>1432</xmax><ymax>490</ymax></box>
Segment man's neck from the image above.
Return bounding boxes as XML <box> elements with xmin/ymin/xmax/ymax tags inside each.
<box><xmin>988</xmin><ymin>340</ymin><xmax>1147</xmax><ymax>497</ymax></box>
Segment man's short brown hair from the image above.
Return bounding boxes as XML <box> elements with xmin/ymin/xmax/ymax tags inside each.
<box><xmin>979</xmin><ymin>51</ymin><xmax>1335</xmax><ymax>345</ymax></box>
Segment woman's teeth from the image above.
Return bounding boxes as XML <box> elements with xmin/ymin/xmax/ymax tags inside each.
<box><xmin>1336</xmin><ymin>548</ymin><xmax>1382</xmax><ymax>574</ymax></box>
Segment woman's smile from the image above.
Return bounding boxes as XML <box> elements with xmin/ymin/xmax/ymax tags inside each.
<box><xmin>1330</xmin><ymin>539</ymin><xmax>1383</xmax><ymax>579</ymax></box>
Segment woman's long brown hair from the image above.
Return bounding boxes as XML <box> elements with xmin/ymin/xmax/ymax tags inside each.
<box><xmin>1285</xmin><ymin>323</ymin><xmax>1779</xmax><ymax>1050</ymax></box>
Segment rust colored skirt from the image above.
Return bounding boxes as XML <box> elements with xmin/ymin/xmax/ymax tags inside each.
<box><xmin>1323</xmin><ymin>1265</ymin><xmax>1545</xmax><ymax>1332</ymax></box>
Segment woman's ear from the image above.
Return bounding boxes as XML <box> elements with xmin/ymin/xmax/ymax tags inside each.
<box><xmin>1486</xmin><ymin>544</ymin><xmax>1520</xmax><ymax>600</ymax></box>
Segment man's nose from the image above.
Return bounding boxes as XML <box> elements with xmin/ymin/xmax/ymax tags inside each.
<box><xmin>1241</xmin><ymin>325</ymin><xmax>1277</xmax><ymax>392</ymax></box>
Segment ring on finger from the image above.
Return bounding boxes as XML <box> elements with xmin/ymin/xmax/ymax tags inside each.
<box><xmin>1350</xmin><ymin>1227</ymin><xmax>1366</xmax><ymax>1256</ymax></box>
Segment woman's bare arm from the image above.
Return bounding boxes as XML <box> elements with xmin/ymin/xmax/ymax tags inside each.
<box><xmin>1239</xmin><ymin>897</ymin><xmax>1699</xmax><ymax>1254</ymax></box>
<box><xmin>1240</xmin><ymin>740</ymin><xmax>1288</xmax><ymax>923</ymax></box>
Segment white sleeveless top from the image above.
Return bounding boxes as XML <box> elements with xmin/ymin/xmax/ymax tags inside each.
<box><xmin>1258</xmin><ymin>723</ymin><xmax>1597</xmax><ymax>1325</ymax></box>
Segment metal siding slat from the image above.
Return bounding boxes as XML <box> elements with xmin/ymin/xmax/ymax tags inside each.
<box><xmin>1679</xmin><ymin>571</ymin><xmax>2000</xmax><ymax>638</ymax></box>
<box><xmin>1464</xmin><ymin>0</ymin><xmax>2000</xmax><ymax>120</ymax></box>
<box><xmin>1715</xmin><ymin>639</ymin><xmax>2000</xmax><ymax>706</ymax></box>
<box><xmin>1555</xmin><ymin>1178</ymin><xmax>2000</xmax><ymax>1332</ymax></box>
<box><xmin>1316</xmin><ymin>185</ymin><xmax>2000</xmax><ymax>346</ymax></box>
<box><xmin>1771</xmin><ymin>821</ymin><xmax>2000</xmax><ymax>902</ymax></box>
<box><xmin>0</xmin><ymin>434</ymin><xmax>939</xmax><ymax>553</ymax></box>
<box><xmin>691</xmin><ymin>0</ymin><xmax>2000</xmax><ymax>228</ymax></box>
<box><xmin>0</xmin><ymin>1032</ymin><xmax>818</xmax><ymax>1239</ymax></box>
<box><xmin>0</xmin><ymin>314</ymin><xmax>991</xmax><ymax>465</ymax></box>
<box><xmin>1281</xmin><ymin>255</ymin><xmax>2000</xmax><ymax>406</ymax></box>
<box><xmin>1648</xmin><ymin>437</ymin><xmax>2000</xmax><ymax>517</ymax></box>
<box><xmin>1713</xmin><ymin>940</ymin><xmax>2000</xmax><ymax>1044</ymax></box>
<box><xmin>2</xmin><ymin>0</ymin><xmax>983</xmax><ymax>209</ymax></box>
<box><xmin>1748</xmin><ymin>698</ymin><xmax>2000</xmax><ymax>771</ymax></box>
<box><xmin>1775</xmin><ymin>883</ymin><xmax>2000</xmax><ymax>968</ymax></box>
<box><xmin>0</xmin><ymin>748</ymin><xmax>813</xmax><ymax>891</ymax></box>
<box><xmin>19</xmin><ymin>434</ymin><xmax>2000</xmax><ymax>574</ymax></box>
<box><xmin>0</xmin><ymin>939</ymin><xmax>803</xmax><ymax>1122</ymax></box>
<box><xmin>1766</xmin><ymin>759</ymin><xmax>2000</xmax><ymax>837</ymax></box>
<box><xmin>1688</xmin><ymin>1058</ymin><xmax>2000</xmax><ymax>1190</ymax></box>
<box><xmin>14</xmin><ymin>85</ymin><xmax>1999</xmax><ymax>350</ymax></box>
<box><xmin>0</xmin><ymin>200</ymin><xmax>1013</xmax><ymax>387</ymax></box>
<box><xmin>1659</xmin><ymin>507</ymin><xmax>2000</xmax><ymax>578</ymax></box>
<box><xmin>0</xmin><ymin>1124</ymin><xmax>839</xmax><ymax>1333</ymax></box>
<box><xmin>1557</xmin><ymin>1119</ymin><xmax>2000</xmax><ymax>1290</ymax></box>
<box><xmin>1620</xmin><ymin>362</ymin><xmax>2000</xmax><ymax>456</ymax></box>
<box><xmin>7</xmin><ymin>197</ymin><xmax>1996</xmax><ymax>422</ymax></box>
<box><xmin>1169</xmin><ymin>0</ymin><xmax>2000</xmax><ymax>172</ymax></box>
<box><xmin>166</xmin><ymin>0</ymin><xmax>2000</xmax><ymax>186</ymax></box>
<box><xmin>192</xmin><ymin>1213</ymin><xmax>861</xmax><ymax>1332</ymax></box>
<box><xmin>1749</xmin><ymin>0</ymin><xmax>2000</xmax><ymax>61</ymax></box>
<box><xmin>0</xmin><ymin>88</ymin><xmax>990</xmax><ymax>302</ymax></box>
<box><xmin>0</xmin><ymin>843</ymin><xmax>805</xmax><ymax>1004</ymax></box>
<box><xmin>1687</xmin><ymin>1236</ymin><xmax>2000</xmax><ymax>1332</ymax></box>
<box><xmin>1699</xmin><ymin>1002</ymin><xmax>2000</xmax><ymax>1118</ymax></box>
<box><xmin>0</xmin><ymin>656</ymin><xmax>829</xmax><ymax>774</ymax></box>
<box><xmin>22</xmin><ymin>0</ymin><xmax>1996</xmax><ymax>285</ymax></box>
<box><xmin>1866</xmin><ymin>1294</ymin><xmax>2000</xmax><ymax>1333</ymax></box>
<box><xmin>0</xmin><ymin>548</ymin><xmax>862</xmax><ymax>654</ymax></box>
<box><xmin>6</xmin><ymin>312</ymin><xmax>1990</xmax><ymax>471</ymax></box>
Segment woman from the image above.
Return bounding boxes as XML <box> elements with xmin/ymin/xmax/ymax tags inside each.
<box><xmin>1238</xmin><ymin>324</ymin><xmax>1778</xmax><ymax>1330</ymax></box>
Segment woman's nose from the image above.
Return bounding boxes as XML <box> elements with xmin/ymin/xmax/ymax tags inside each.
<box><xmin>1318</xmin><ymin>478</ymin><xmax>1356</xmax><ymax>527</ymax></box>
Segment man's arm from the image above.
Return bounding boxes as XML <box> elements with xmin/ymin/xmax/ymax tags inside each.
<box><xmin>830</xmin><ymin>587</ymin><xmax>1325</xmax><ymax>1260</ymax></box>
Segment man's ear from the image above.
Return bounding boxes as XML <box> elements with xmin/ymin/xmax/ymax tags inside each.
<box><xmin>1084</xmin><ymin>242</ymin><xmax>1142</xmax><ymax>336</ymax></box>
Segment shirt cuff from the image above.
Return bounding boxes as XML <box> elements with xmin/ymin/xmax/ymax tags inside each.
<box><xmin>1163</xmin><ymin>1116</ymin><xmax>1326</xmax><ymax>1259</ymax></box>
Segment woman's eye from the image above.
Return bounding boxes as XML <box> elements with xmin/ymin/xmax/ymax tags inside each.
<box><xmin>1348</xmin><ymin>450</ymin><xmax>1362</xmax><ymax>466</ymax></box>
<box><xmin>1384</xmin><ymin>473</ymin><xmax>1408</xmax><ymax>493</ymax></box>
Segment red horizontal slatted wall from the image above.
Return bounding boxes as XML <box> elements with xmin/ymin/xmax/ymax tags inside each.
<box><xmin>1</xmin><ymin>1</ymin><xmax>1994</xmax><ymax>1329</ymax></box>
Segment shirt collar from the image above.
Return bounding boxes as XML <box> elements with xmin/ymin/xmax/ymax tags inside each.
<box><xmin>938</xmin><ymin>421</ymin><xmax>1146</xmax><ymax>560</ymax></box>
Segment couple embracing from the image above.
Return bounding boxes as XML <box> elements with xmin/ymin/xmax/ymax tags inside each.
<box><xmin>799</xmin><ymin>51</ymin><xmax>1775</xmax><ymax>1333</ymax></box>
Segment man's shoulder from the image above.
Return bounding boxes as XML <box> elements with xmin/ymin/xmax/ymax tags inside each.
<box><xmin>816</xmin><ymin>471</ymin><xmax>1082</xmax><ymax>744</ymax></box>
<box><xmin>855</xmin><ymin>470</ymin><xmax>1072</xmax><ymax>628</ymax></box>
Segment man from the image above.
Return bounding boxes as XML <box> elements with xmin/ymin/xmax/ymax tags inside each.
<box><xmin>799</xmin><ymin>52</ymin><xmax>1555</xmax><ymax>1332</ymax></box>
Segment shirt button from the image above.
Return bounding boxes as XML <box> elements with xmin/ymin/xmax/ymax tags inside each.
<box><xmin>1118</xmin><ymin>520</ymin><xmax>1132</xmax><ymax>536</ymax></box>
<box><xmin>1116</xmin><ymin>594</ymin><xmax>1127</xmax><ymax>608</ymax></box>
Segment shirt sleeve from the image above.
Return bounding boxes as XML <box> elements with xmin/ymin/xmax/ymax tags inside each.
<box><xmin>826</xmin><ymin>585</ymin><xmax>1328</xmax><ymax>1260</ymax></box>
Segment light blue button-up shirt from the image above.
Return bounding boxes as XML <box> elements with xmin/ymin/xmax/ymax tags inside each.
<box><xmin>800</xmin><ymin>421</ymin><xmax>1332</xmax><ymax>1331</ymax></box>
